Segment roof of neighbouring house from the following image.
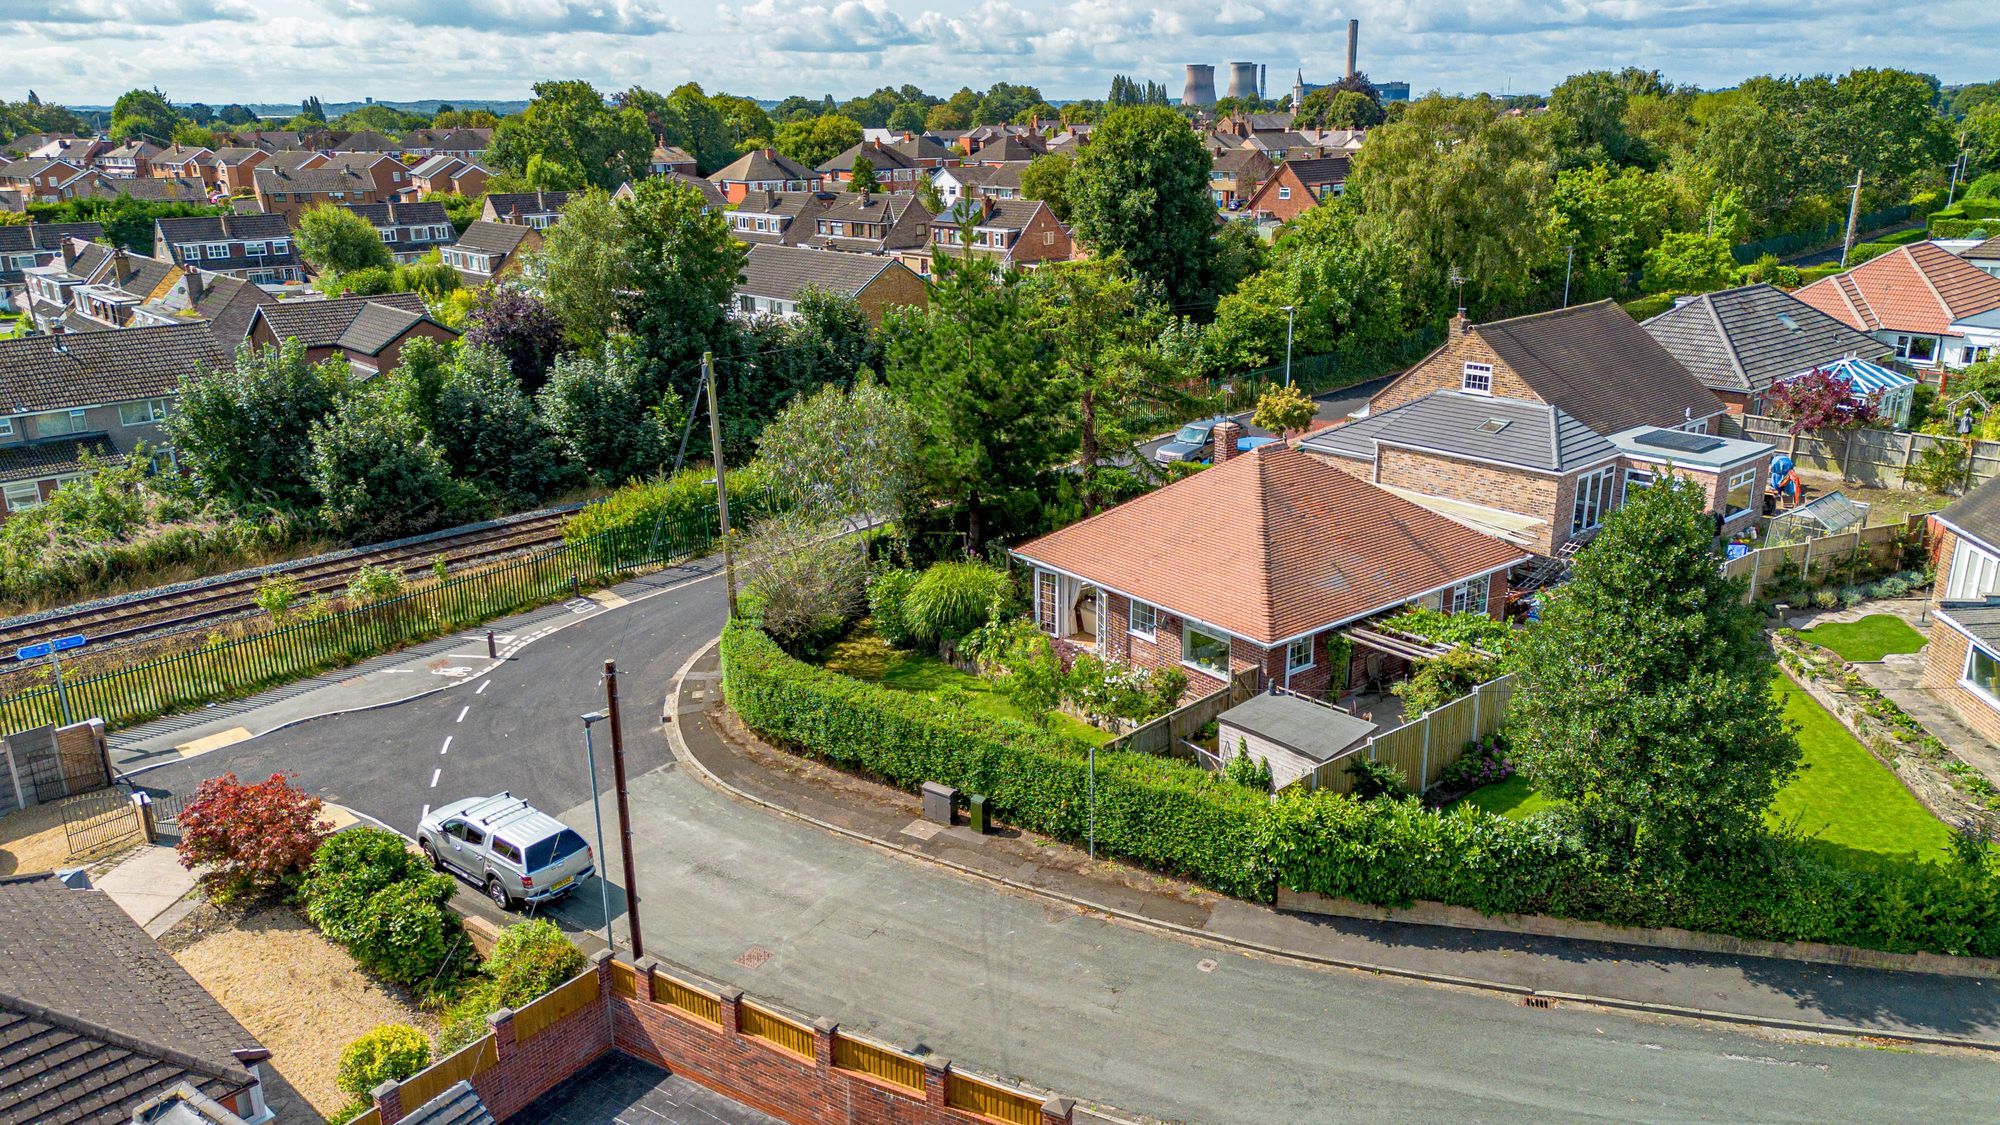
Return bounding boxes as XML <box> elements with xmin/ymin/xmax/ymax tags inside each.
<box><xmin>738</xmin><ymin>242</ymin><xmax>902</xmax><ymax>302</ymax></box>
<box><xmin>0</xmin><ymin>434</ymin><xmax>123</xmax><ymax>483</ymax></box>
<box><xmin>252</xmin><ymin>163</ymin><xmax>375</xmax><ymax>195</ymax></box>
<box><xmin>453</xmin><ymin>219</ymin><xmax>537</xmax><ymax>256</ymax></box>
<box><xmin>1217</xmin><ymin>691</ymin><xmax>1376</xmax><ymax>765</ymax></box>
<box><xmin>938</xmin><ymin>162</ymin><xmax>1025</xmax><ymax>189</ymax></box>
<box><xmin>399</xmin><ymin>1080</ymin><xmax>497</xmax><ymax>1125</ymax></box>
<box><xmin>1642</xmin><ymin>284</ymin><xmax>1895</xmax><ymax>395</ymax></box>
<box><xmin>1965</xmin><ymin>236</ymin><xmax>2000</xmax><ymax>262</ymax></box>
<box><xmin>0</xmin><ymin>875</ymin><xmax>262</xmax><ymax>1124</ymax></box>
<box><xmin>338</xmin><ymin>200</ymin><xmax>451</xmax><ymax>228</ymax></box>
<box><xmin>1011</xmin><ymin>445</ymin><xmax>1529</xmax><ymax>645</ymax></box>
<box><xmin>817</xmin><ymin>140</ymin><xmax>921</xmax><ymax>174</ymax></box>
<box><xmin>0</xmin><ymin>221</ymin><xmax>104</xmax><ymax>255</ymax></box>
<box><xmin>710</xmin><ymin>148</ymin><xmax>817</xmax><ymax>184</ymax></box>
<box><xmin>484</xmin><ymin>190</ymin><xmax>572</xmax><ymax>218</ymax></box>
<box><xmin>250</xmin><ymin>291</ymin><xmax>436</xmax><ymax>354</ymax></box>
<box><xmin>1794</xmin><ymin>241</ymin><xmax>2000</xmax><ymax>335</ymax></box>
<box><xmin>1446</xmin><ymin>299</ymin><xmax>1726</xmax><ymax>435</ymax></box>
<box><xmin>1935</xmin><ymin>473</ymin><xmax>2000</xmax><ymax>554</ymax></box>
<box><xmin>1299</xmin><ymin>390</ymin><xmax>1617</xmax><ymax>473</ymax></box>
<box><xmin>0</xmin><ymin>322</ymin><xmax>226</xmax><ymax>413</ymax></box>
<box><xmin>1604</xmin><ymin>425</ymin><xmax>1773</xmax><ymax>471</ymax></box>
<box><xmin>649</xmin><ymin>143</ymin><xmax>696</xmax><ymax>166</ymax></box>
<box><xmin>154</xmin><ymin>212</ymin><xmax>290</xmax><ymax>245</ymax></box>
<box><xmin>1275</xmin><ymin>155</ymin><xmax>1350</xmax><ymax>186</ymax></box>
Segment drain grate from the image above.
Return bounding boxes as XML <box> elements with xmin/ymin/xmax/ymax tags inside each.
<box><xmin>733</xmin><ymin>945</ymin><xmax>773</xmax><ymax>969</ymax></box>
<box><xmin>1521</xmin><ymin>995</ymin><xmax>1552</xmax><ymax>1009</ymax></box>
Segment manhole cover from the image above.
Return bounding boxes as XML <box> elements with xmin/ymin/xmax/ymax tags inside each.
<box><xmin>1196</xmin><ymin>958</ymin><xmax>1217</xmax><ymax>973</ymax></box>
<box><xmin>734</xmin><ymin>945</ymin><xmax>773</xmax><ymax>969</ymax></box>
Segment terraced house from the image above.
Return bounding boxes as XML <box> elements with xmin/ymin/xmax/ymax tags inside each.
<box><xmin>24</xmin><ymin>241</ymin><xmax>272</xmax><ymax>340</ymax></box>
<box><xmin>153</xmin><ymin>213</ymin><xmax>301</xmax><ymax>284</ymax></box>
<box><xmin>0</xmin><ymin>323</ymin><xmax>226</xmax><ymax>516</ymax></box>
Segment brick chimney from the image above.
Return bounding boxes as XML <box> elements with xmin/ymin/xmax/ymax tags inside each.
<box><xmin>1448</xmin><ymin>310</ymin><xmax>1471</xmax><ymax>340</ymax></box>
<box><xmin>1213</xmin><ymin>419</ymin><xmax>1243</xmax><ymax>463</ymax></box>
<box><xmin>181</xmin><ymin>263</ymin><xmax>203</xmax><ymax>302</ymax></box>
<box><xmin>109</xmin><ymin>246</ymin><xmax>133</xmax><ymax>284</ymax></box>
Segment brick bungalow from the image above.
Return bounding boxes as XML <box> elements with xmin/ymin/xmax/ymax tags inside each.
<box><xmin>247</xmin><ymin>291</ymin><xmax>457</xmax><ymax>378</ymax></box>
<box><xmin>1794</xmin><ymin>242</ymin><xmax>2000</xmax><ymax>372</ymax></box>
<box><xmin>1300</xmin><ymin>300</ymin><xmax>1773</xmax><ymax>558</ymax></box>
<box><xmin>732</xmin><ymin>243</ymin><xmax>928</xmax><ymax>325</ymax></box>
<box><xmin>1922</xmin><ymin>476</ymin><xmax>2000</xmax><ymax>746</ymax></box>
<box><xmin>1009</xmin><ymin>444</ymin><xmax>1527</xmax><ymax>700</ymax></box>
<box><xmin>1642</xmin><ymin>283</ymin><xmax>1898</xmax><ymax>416</ymax></box>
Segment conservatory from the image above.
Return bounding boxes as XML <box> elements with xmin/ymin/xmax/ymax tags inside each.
<box><xmin>1777</xmin><ymin>356</ymin><xmax>1919</xmax><ymax>428</ymax></box>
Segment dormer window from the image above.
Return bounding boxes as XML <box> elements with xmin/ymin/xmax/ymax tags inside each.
<box><xmin>1462</xmin><ymin>362</ymin><xmax>1493</xmax><ymax>395</ymax></box>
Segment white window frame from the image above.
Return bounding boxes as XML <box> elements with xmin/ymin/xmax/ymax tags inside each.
<box><xmin>1625</xmin><ymin>467</ymin><xmax>1655</xmax><ymax>492</ymax></box>
<box><xmin>244</xmin><ymin>241</ymin><xmax>267</xmax><ymax>256</ymax></box>
<box><xmin>1570</xmin><ymin>466</ymin><xmax>1615</xmax><ymax>536</ymax></box>
<box><xmin>1461</xmin><ymin>361</ymin><xmax>1493</xmax><ymax>396</ymax></box>
<box><xmin>1182</xmin><ymin>622</ymin><xmax>1232</xmax><ymax>678</ymax></box>
<box><xmin>118</xmin><ymin>398</ymin><xmax>170</xmax><ymax>426</ymax></box>
<box><xmin>36</xmin><ymin>408</ymin><xmax>88</xmax><ymax>438</ymax></box>
<box><xmin>1948</xmin><ymin>539</ymin><xmax>2000</xmax><ymax>602</ymax></box>
<box><xmin>1128</xmin><ymin>600</ymin><xmax>1158</xmax><ymax>640</ymax></box>
<box><xmin>1276</xmin><ymin>186</ymin><xmax>1291</xmax><ymax>200</ymax></box>
<box><xmin>1448</xmin><ymin>577</ymin><xmax>1489</xmax><ymax>616</ymax></box>
<box><xmin>1961</xmin><ymin>642</ymin><xmax>2000</xmax><ymax>710</ymax></box>
<box><xmin>0</xmin><ymin>416</ymin><xmax>12</xmax><ymax>437</ymax></box>
<box><xmin>1725</xmin><ymin>467</ymin><xmax>1757</xmax><ymax>518</ymax></box>
<box><xmin>1682</xmin><ymin>417</ymin><xmax>1708</xmax><ymax>434</ymax></box>
<box><xmin>271</xmin><ymin>239</ymin><xmax>290</xmax><ymax>255</ymax></box>
<box><xmin>2</xmin><ymin>481</ymin><xmax>42</xmax><ymax>512</ymax></box>
<box><xmin>203</xmin><ymin>242</ymin><xmax>229</xmax><ymax>259</ymax></box>
<box><xmin>1286</xmin><ymin>635</ymin><xmax>1314</xmax><ymax>673</ymax></box>
<box><xmin>1894</xmin><ymin>334</ymin><xmax>1938</xmax><ymax>364</ymax></box>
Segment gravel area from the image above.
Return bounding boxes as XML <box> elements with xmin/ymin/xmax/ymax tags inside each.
<box><xmin>165</xmin><ymin>899</ymin><xmax>440</xmax><ymax>1119</ymax></box>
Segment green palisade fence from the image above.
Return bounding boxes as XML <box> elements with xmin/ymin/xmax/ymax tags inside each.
<box><xmin>0</xmin><ymin>508</ymin><xmax>719</xmax><ymax>740</ymax></box>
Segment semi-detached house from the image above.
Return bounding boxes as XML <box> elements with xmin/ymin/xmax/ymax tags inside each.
<box><xmin>0</xmin><ymin>323</ymin><xmax>226</xmax><ymax>518</ymax></box>
<box><xmin>153</xmin><ymin>213</ymin><xmax>300</xmax><ymax>284</ymax></box>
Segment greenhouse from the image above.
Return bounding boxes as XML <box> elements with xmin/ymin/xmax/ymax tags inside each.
<box><xmin>1766</xmin><ymin>490</ymin><xmax>1872</xmax><ymax>545</ymax></box>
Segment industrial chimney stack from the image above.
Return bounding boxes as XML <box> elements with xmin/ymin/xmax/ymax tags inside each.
<box><xmin>1346</xmin><ymin>19</ymin><xmax>1359</xmax><ymax>79</ymax></box>
<box><xmin>1181</xmin><ymin>64</ymin><xmax>1217</xmax><ymax>106</ymax></box>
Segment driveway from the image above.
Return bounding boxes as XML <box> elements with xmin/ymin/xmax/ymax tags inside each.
<box><xmin>1131</xmin><ymin>376</ymin><xmax>1385</xmax><ymax>465</ymax></box>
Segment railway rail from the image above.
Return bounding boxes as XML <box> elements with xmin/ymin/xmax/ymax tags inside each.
<box><xmin>0</xmin><ymin>507</ymin><xmax>577</xmax><ymax>655</ymax></box>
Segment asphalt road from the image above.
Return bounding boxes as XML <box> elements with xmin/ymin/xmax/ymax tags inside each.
<box><xmin>143</xmin><ymin>557</ymin><xmax>2000</xmax><ymax>1124</ymax></box>
<box><xmin>1132</xmin><ymin>377</ymin><xmax>1387</xmax><ymax>465</ymax></box>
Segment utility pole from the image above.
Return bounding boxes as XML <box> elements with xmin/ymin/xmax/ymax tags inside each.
<box><xmin>1281</xmin><ymin>305</ymin><xmax>1296</xmax><ymax>387</ymax></box>
<box><xmin>1947</xmin><ymin>149</ymin><xmax>1968</xmax><ymax>208</ymax></box>
<box><xmin>703</xmin><ymin>351</ymin><xmax>737</xmax><ymax>618</ymax></box>
<box><xmin>578</xmin><ymin>712</ymin><xmax>613</xmax><ymax>950</ymax></box>
<box><xmin>602</xmin><ymin>660</ymin><xmax>643</xmax><ymax>959</ymax></box>
<box><xmin>1839</xmin><ymin>169</ymin><xmax>1864</xmax><ymax>268</ymax></box>
<box><xmin>1561</xmin><ymin>244</ymin><xmax>1575</xmax><ymax>308</ymax></box>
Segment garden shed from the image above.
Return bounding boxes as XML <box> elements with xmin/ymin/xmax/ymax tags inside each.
<box><xmin>1767</xmin><ymin>490</ymin><xmax>1871</xmax><ymax>546</ymax></box>
<box><xmin>1215</xmin><ymin>690</ymin><xmax>1376</xmax><ymax>791</ymax></box>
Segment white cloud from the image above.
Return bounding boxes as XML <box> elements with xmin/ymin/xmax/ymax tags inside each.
<box><xmin>719</xmin><ymin>0</ymin><xmax>915</xmax><ymax>52</ymax></box>
<box><xmin>313</xmin><ymin>0</ymin><xmax>680</xmax><ymax>34</ymax></box>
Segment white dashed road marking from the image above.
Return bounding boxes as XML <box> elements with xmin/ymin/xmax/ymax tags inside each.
<box><xmin>430</xmin><ymin>768</ymin><xmax>441</xmax><ymax>787</ymax></box>
<box><xmin>441</xmin><ymin>736</ymin><xmax>452</xmax><ymax>755</ymax></box>
<box><xmin>456</xmin><ymin>705</ymin><xmax>469</xmax><ymax>723</ymax></box>
<box><xmin>476</xmin><ymin>680</ymin><xmax>490</xmax><ymax>695</ymax></box>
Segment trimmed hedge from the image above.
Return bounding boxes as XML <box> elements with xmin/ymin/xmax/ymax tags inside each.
<box><xmin>723</xmin><ymin>621</ymin><xmax>2000</xmax><ymax>957</ymax></box>
<box><xmin>722</xmin><ymin>619</ymin><xmax>1269</xmax><ymax>896</ymax></box>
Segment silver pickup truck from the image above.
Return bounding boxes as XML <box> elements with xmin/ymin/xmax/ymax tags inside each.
<box><xmin>418</xmin><ymin>793</ymin><xmax>594</xmax><ymax>911</ymax></box>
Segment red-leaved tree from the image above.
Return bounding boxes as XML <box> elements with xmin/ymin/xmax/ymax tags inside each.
<box><xmin>1767</xmin><ymin>368</ymin><xmax>1882</xmax><ymax>435</ymax></box>
<box><xmin>176</xmin><ymin>772</ymin><xmax>331</xmax><ymax>900</ymax></box>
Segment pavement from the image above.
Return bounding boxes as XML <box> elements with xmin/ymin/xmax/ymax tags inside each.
<box><xmin>92</xmin><ymin>844</ymin><xmax>194</xmax><ymax>935</ymax></box>
<box><xmin>108</xmin><ymin>552</ymin><xmax>2000</xmax><ymax>1124</ymax></box>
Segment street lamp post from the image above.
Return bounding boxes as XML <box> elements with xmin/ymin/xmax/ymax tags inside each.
<box><xmin>1087</xmin><ymin>743</ymin><xmax>1096</xmax><ymax>859</ymax></box>
<box><xmin>1281</xmin><ymin>304</ymin><xmax>1296</xmax><ymax>387</ymax></box>
<box><xmin>1562</xmin><ymin>244</ymin><xmax>1575</xmax><ymax>309</ymax></box>
<box><xmin>579</xmin><ymin>711</ymin><xmax>614</xmax><ymax>950</ymax></box>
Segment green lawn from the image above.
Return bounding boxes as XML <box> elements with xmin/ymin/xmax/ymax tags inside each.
<box><xmin>1453</xmin><ymin>677</ymin><xmax>1956</xmax><ymax>865</ymax></box>
<box><xmin>821</xmin><ymin>625</ymin><xmax>1115</xmax><ymax>746</ymax></box>
<box><xmin>1798</xmin><ymin>614</ymin><xmax>1927</xmax><ymax>663</ymax></box>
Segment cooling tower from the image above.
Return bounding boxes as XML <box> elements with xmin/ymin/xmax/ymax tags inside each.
<box><xmin>1346</xmin><ymin>19</ymin><xmax>1359</xmax><ymax>79</ymax></box>
<box><xmin>1181</xmin><ymin>64</ymin><xmax>1217</xmax><ymax>106</ymax></box>
<box><xmin>1225</xmin><ymin>62</ymin><xmax>1259</xmax><ymax>100</ymax></box>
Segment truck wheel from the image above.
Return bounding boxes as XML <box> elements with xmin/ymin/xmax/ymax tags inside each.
<box><xmin>486</xmin><ymin>876</ymin><xmax>512</xmax><ymax>911</ymax></box>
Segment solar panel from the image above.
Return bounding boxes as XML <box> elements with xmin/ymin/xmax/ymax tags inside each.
<box><xmin>1634</xmin><ymin>428</ymin><xmax>1726</xmax><ymax>454</ymax></box>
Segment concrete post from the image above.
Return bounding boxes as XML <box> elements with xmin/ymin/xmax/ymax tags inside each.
<box><xmin>1042</xmin><ymin>1095</ymin><xmax>1076</xmax><ymax>1125</ymax></box>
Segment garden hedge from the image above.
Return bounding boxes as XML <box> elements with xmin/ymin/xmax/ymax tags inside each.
<box><xmin>723</xmin><ymin>621</ymin><xmax>2000</xmax><ymax>958</ymax></box>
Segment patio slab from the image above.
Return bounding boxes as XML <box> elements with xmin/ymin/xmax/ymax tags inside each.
<box><xmin>93</xmin><ymin>843</ymin><xmax>194</xmax><ymax>933</ymax></box>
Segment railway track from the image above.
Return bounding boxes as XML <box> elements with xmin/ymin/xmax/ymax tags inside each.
<box><xmin>0</xmin><ymin>508</ymin><xmax>577</xmax><ymax>655</ymax></box>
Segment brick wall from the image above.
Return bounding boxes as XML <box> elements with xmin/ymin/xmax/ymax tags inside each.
<box><xmin>1104</xmin><ymin>594</ymin><xmax>1230</xmax><ymax>696</ymax></box>
<box><xmin>1369</xmin><ymin>326</ymin><xmax>1534</xmax><ymax>415</ymax></box>
<box><xmin>1370</xmin><ymin>447</ymin><xmax>1565</xmax><ymax>556</ymax></box>
<box><xmin>1919</xmin><ymin>617</ymin><xmax>2000</xmax><ymax>745</ymax></box>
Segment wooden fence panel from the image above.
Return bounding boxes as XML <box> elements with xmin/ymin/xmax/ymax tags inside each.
<box><xmin>831</xmin><ymin>1033</ymin><xmax>925</xmax><ymax>1093</ymax></box>
<box><xmin>945</xmin><ymin>1072</ymin><xmax>1042</xmax><ymax>1125</ymax></box>
<box><xmin>1728</xmin><ymin>413</ymin><xmax>2000</xmax><ymax>492</ymax></box>
<box><xmin>513</xmin><ymin>969</ymin><xmax>600</xmax><ymax>1043</ymax></box>
<box><xmin>1305</xmin><ymin>674</ymin><xmax>1515</xmax><ymax>794</ymax></box>
<box><xmin>739</xmin><ymin>1001</ymin><xmax>814</xmax><ymax>1059</ymax></box>
<box><xmin>650</xmin><ymin>971</ymin><xmax>722</xmax><ymax>1025</ymax></box>
<box><xmin>396</xmin><ymin>1034</ymin><xmax>497</xmax><ymax>1111</ymax></box>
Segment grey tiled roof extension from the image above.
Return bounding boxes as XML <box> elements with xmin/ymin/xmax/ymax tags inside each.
<box><xmin>1300</xmin><ymin>391</ymin><xmax>1616</xmax><ymax>473</ymax></box>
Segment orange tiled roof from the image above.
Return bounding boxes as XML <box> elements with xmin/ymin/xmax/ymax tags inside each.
<box><xmin>1794</xmin><ymin>242</ymin><xmax>2000</xmax><ymax>335</ymax></box>
<box><xmin>1011</xmin><ymin>446</ymin><xmax>1528</xmax><ymax>645</ymax></box>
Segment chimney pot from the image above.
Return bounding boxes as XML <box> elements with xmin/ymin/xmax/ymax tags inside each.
<box><xmin>1449</xmin><ymin>311</ymin><xmax>1470</xmax><ymax>340</ymax></box>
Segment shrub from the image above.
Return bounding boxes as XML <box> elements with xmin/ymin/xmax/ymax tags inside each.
<box><xmin>253</xmin><ymin>574</ymin><xmax>303</xmax><ymax>621</ymax></box>
<box><xmin>740</xmin><ymin>515</ymin><xmax>868</xmax><ymax>657</ymax></box>
<box><xmin>1063</xmin><ymin>652</ymin><xmax>1181</xmax><ymax>723</ymax></box>
<box><xmin>1436</xmin><ymin>735</ymin><xmax>1514</xmax><ymax>794</ymax></box>
<box><xmin>335</xmin><ymin>1023</ymin><xmax>430</xmax><ymax>1096</ymax></box>
<box><xmin>1392</xmin><ymin>649</ymin><xmax>1500</xmax><ymax>715</ymax></box>
<box><xmin>866</xmin><ymin>568</ymin><xmax>919</xmax><ymax>647</ymax></box>
<box><xmin>438</xmin><ymin>920</ymin><xmax>587</xmax><ymax>1052</ymax></box>
<box><xmin>346</xmin><ymin>563</ymin><xmax>406</xmax><ymax>604</ymax></box>
<box><xmin>175</xmin><ymin>772</ymin><xmax>330</xmax><ymax>901</ymax></box>
<box><xmin>964</xmin><ymin>616</ymin><xmax>1064</xmax><ymax>719</ymax></box>
<box><xmin>303</xmin><ymin>828</ymin><xmax>467</xmax><ymax>991</ymax></box>
<box><xmin>563</xmin><ymin>464</ymin><xmax>778</xmax><ymax>545</ymax></box>
<box><xmin>1345</xmin><ymin>757</ymin><xmax>1413</xmax><ymax>800</ymax></box>
<box><xmin>902</xmin><ymin>561</ymin><xmax>1013</xmax><ymax>646</ymax></box>
<box><xmin>1223</xmin><ymin>738</ymin><xmax>1273</xmax><ymax>792</ymax></box>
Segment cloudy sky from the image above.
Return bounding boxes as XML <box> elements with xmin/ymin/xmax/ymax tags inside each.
<box><xmin>6</xmin><ymin>0</ymin><xmax>1993</xmax><ymax>107</ymax></box>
